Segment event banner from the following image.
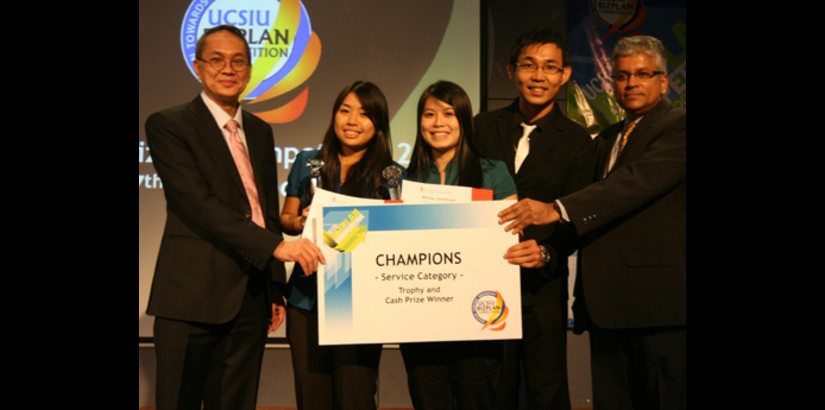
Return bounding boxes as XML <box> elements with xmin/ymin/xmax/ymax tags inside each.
<box><xmin>566</xmin><ymin>0</ymin><xmax>686</xmax><ymax>137</ymax></box>
<box><xmin>315</xmin><ymin>200</ymin><xmax>521</xmax><ymax>345</ymax></box>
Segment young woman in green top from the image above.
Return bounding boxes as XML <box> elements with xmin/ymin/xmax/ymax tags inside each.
<box><xmin>402</xmin><ymin>80</ymin><xmax>517</xmax><ymax>409</ymax></box>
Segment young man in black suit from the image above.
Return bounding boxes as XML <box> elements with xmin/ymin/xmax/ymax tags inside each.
<box><xmin>145</xmin><ymin>25</ymin><xmax>325</xmax><ymax>409</ymax></box>
<box><xmin>473</xmin><ymin>28</ymin><xmax>596</xmax><ymax>410</ymax></box>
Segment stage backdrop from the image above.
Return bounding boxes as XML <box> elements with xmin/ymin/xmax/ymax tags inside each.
<box><xmin>139</xmin><ymin>0</ymin><xmax>480</xmax><ymax>339</ymax></box>
<box><xmin>566</xmin><ymin>0</ymin><xmax>686</xmax><ymax>137</ymax></box>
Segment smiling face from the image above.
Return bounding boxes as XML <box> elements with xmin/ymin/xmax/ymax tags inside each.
<box><xmin>613</xmin><ymin>52</ymin><xmax>668</xmax><ymax>120</ymax></box>
<box><xmin>193</xmin><ymin>30</ymin><xmax>251</xmax><ymax>112</ymax></box>
<box><xmin>420</xmin><ymin>96</ymin><xmax>461</xmax><ymax>158</ymax></box>
<box><xmin>507</xmin><ymin>42</ymin><xmax>572</xmax><ymax>121</ymax></box>
<box><xmin>334</xmin><ymin>92</ymin><xmax>376</xmax><ymax>155</ymax></box>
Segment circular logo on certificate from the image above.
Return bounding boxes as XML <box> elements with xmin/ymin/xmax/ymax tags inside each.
<box><xmin>472</xmin><ymin>290</ymin><xmax>509</xmax><ymax>331</ymax></box>
<box><xmin>179</xmin><ymin>0</ymin><xmax>321</xmax><ymax>123</ymax></box>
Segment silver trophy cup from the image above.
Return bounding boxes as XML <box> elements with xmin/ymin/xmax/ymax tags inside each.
<box><xmin>382</xmin><ymin>165</ymin><xmax>403</xmax><ymax>200</ymax></box>
<box><xmin>307</xmin><ymin>158</ymin><xmax>325</xmax><ymax>196</ymax></box>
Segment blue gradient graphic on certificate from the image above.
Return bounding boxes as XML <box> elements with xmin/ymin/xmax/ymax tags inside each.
<box><xmin>323</xmin><ymin>252</ymin><xmax>353</xmax><ymax>328</ymax></box>
<box><xmin>319</xmin><ymin>202</ymin><xmax>521</xmax><ymax>344</ymax></box>
<box><xmin>321</xmin><ymin>208</ymin><xmax>367</xmax><ymax>329</ymax></box>
<box><xmin>328</xmin><ymin>204</ymin><xmax>496</xmax><ymax>232</ymax></box>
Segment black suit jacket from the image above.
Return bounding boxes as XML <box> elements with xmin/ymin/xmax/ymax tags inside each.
<box><xmin>564</xmin><ymin>100</ymin><xmax>686</xmax><ymax>330</ymax></box>
<box><xmin>473</xmin><ymin>101</ymin><xmax>596</xmax><ymax>306</ymax></box>
<box><xmin>145</xmin><ymin>95</ymin><xmax>286</xmax><ymax>325</ymax></box>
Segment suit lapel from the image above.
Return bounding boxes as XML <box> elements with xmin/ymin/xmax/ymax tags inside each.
<box><xmin>515</xmin><ymin>104</ymin><xmax>562</xmax><ymax>176</ymax></box>
<box><xmin>243</xmin><ymin>112</ymin><xmax>272</xmax><ymax>218</ymax></box>
<box><xmin>493</xmin><ymin>109</ymin><xmax>517</xmax><ymax>175</ymax></box>
<box><xmin>598</xmin><ymin>122</ymin><xmax>623</xmax><ymax>179</ymax></box>
<box><xmin>614</xmin><ymin>100</ymin><xmax>670</xmax><ymax>169</ymax></box>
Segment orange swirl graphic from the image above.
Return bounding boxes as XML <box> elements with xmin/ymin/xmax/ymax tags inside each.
<box><xmin>604</xmin><ymin>1</ymin><xmax>647</xmax><ymax>39</ymax></box>
<box><xmin>244</xmin><ymin>0</ymin><xmax>322</xmax><ymax>124</ymax></box>
<box><xmin>481</xmin><ymin>291</ymin><xmax>509</xmax><ymax>331</ymax></box>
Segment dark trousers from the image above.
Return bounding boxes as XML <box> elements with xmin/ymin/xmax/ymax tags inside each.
<box><xmin>589</xmin><ymin>325</ymin><xmax>686</xmax><ymax>410</ymax></box>
<box><xmin>154</xmin><ymin>272</ymin><xmax>269</xmax><ymax>410</ymax></box>
<box><xmin>497</xmin><ymin>300</ymin><xmax>570</xmax><ymax>410</ymax></box>
<box><xmin>400</xmin><ymin>340</ymin><xmax>501</xmax><ymax>410</ymax></box>
<box><xmin>286</xmin><ymin>304</ymin><xmax>382</xmax><ymax>410</ymax></box>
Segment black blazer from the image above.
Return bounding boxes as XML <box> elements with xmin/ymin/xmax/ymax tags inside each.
<box><xmin>565</xmin><ymin>99</ymin><xmax>686</xmax><ymax>330</ymax></box>
<box><xmin>473</xmin><ymin>101</ymin><xmax>596</xmax><ymax>306</ymax></box>
<box><xmin>145</xmin><ymin>95</ymin><xmax>286</xmax><ymax>324</ymax></box>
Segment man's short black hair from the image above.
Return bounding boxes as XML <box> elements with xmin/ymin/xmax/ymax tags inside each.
<box><xmin>508</xmin><ymin>28</ymin><xmax>569</xmax><ymax>67</ymax></box>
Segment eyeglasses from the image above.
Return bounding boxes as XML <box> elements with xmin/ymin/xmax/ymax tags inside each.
<box><xmin>197</xmin><ymin>57</ymin><xmax>250</xmax><ymax>71</ymax></box>
<box><xmin>613</xmin><ymin>71</ymin><xmax>664</xmax><ymax>82</ymax></box>
<box><xmin>514</xmin><ymin>62</ymin><xmax>565</xmax><ymax>75</ymax></box>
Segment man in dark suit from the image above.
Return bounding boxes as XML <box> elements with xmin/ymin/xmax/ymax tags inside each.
<box><xmin>473</xmin><ymin>28</ymin><xmax>596</xmax><ymax>410</ymax></box>
<box><xmin>145</xmin><ymin>25</ymin><xmax>325</xmax><ymax>410</ymax></box>
<box><xmin>500</xmin><ymin>35</ymin><xmax>685</xmax><ymax>410</ymax></box>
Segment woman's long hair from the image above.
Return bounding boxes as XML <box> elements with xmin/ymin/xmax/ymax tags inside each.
<box><xmin>407</xmin><ymin>81</ymin><xmax>483</xmax><ymax>188</ymax></box>
<box><xmin>316</xmin><ymin>81</ymin><xmax>393</xmax><ymax>199</ymax></box>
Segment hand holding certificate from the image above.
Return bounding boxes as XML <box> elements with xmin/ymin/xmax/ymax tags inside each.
<box><xmin>497</xmin><ymin>197</ymin><xmax>560</xmax><ymax>234</ymax></box>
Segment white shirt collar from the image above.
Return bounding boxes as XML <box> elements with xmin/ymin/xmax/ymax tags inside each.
<box><xmin>200</xmin><ymin>92</ymin><xmax>243</xmax><ymax>131</ymax></box>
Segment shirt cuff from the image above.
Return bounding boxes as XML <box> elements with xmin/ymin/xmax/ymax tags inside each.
<box><xmin>554</xmin><ymin>200</ymin><xmax>570</xmax><ymax>223</ymax></box>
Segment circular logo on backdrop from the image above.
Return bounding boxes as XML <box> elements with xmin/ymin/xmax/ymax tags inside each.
<box><xmin>472</xmin><ymin>290</ymin><xmax>509</xmax><ymax>331</ymax></box>
<box><xmin>180</xmin><ymin>0</ymin><xmax>322</xmax><ymax>123</ymax></box>
<box><xmin>590</xmin><ymin>0</ymin><xmax>646</xmax><ymax>34</ymax></box>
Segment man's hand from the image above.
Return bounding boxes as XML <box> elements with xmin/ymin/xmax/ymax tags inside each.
<box><xmin>498</xmin><ymin>198</ymin><xmax>560</xmax><ymax>234</ymax></box>
<box><xmin>274</xmin><ymin>238</ymin><xmax>326</xmax><ymax>275</ymax></box>
<box><xmin>504</xmin><ymin>239</ymin><xmax>546</xmax><ymax>268</ymax></box>
<box><xmin>268</xmin><ymin>303</ymin><xmax>285</xmax><ymax>333</ymax></box>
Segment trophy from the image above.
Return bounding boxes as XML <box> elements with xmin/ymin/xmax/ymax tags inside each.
<box><xmin>307</xmin><ymin>158</ymin><xmax>325</xmax><ymax>197</ymax></box>
<box><xmin>382</xmin><ymin>165</ymin><xmax>403</xmax><ymax>200</ymax></box>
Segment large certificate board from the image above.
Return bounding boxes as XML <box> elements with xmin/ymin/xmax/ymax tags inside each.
<box><xmin>315</xmin><ymin>200</ymin><xmax>521</xmax><ymax>345</ymax></box>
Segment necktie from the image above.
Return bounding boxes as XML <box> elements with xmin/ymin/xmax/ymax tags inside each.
<box><xmin>618</xmin><ymin>120</ymin><xmax>638</xmax><ymax>154</ymax></box>
<box><xmin>515</xmin><ymin>122</ymin><xmax>537</xmax><ymax>173</ymax></box>
<box><xmin>225</xmin><ymin>119</ymin><xmax>265</xmax><ymax>228</ymax></box>
<box><xmin>605</xmin><ymin>120</ymin><xmax>638</xmax><ymax>177</ymax></box>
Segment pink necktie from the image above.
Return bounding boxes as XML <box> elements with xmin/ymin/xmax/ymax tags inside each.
<box><xmin>225</xmin><ymin>119</ymin><xmax>265</xmax><ymax>228</ymax></box>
